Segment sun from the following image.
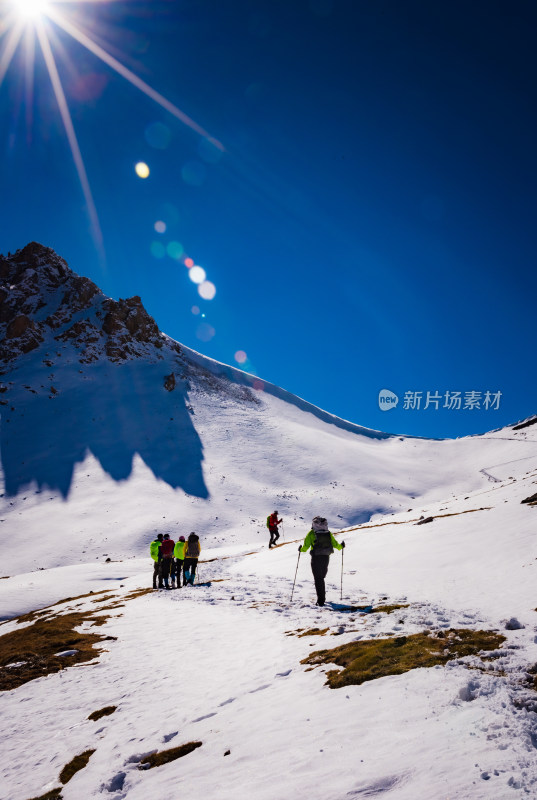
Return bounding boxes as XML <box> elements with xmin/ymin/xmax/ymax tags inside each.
<box><xmin>14</xmin><ymin>0</ymin><xmax>50</xmax><ymax>19</ymax></box>
<box><xmin>0</xmin><ymin>0</ymin><xmax>223</xmax><ymax>256</ymax></box>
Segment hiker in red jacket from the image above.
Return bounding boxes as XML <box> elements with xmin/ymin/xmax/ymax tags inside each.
<box><xmin>266</xmin><ymin>510</ymin><xmax>282</xmax><ymax>548</ymax></box>
<box><xmin>160</xmin><ymin>533</ymin><xmax>175</xmax><ymax>590</ymax></box>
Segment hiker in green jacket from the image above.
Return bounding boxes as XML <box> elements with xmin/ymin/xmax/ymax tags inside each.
<box><xmin>150</xmin><ymin>534</ymin><xmax>164</xmax><ymax>589</ymax></box>
<box><xmin>173</xmin><ymin>536</ymin><xmax>186</xmax><ymax>587</ymax></box>
<box><xmin>299</xmin><ymin>516</ymin><xmax>344</xmax><ymax>606</ymax></box>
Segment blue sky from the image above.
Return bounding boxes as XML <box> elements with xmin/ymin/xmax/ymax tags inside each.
<box><xmin>1</xmin><ymin>0</ymin><xmax>536</xmax><ymax>438</ymax></box>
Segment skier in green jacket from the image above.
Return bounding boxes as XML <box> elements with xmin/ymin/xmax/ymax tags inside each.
<box><xmin>150</xmin><ymin>534</ymin><xmax>164</xmax><ymax>589</ymax></box>
<box><xmin>299</xmin><ymin>516</ymin><xmax>344</xmax><ymax>606</ymax></box>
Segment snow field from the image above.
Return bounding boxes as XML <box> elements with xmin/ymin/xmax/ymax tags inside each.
<box><xmin>2</xmin><ymin>559</ymin><xmax>537</xmax><ymax>800</ymax></box>
<box><xmin>2</xmin><ymin>265</ymin><xmax>537</xmax><ymax>799</ymax></box>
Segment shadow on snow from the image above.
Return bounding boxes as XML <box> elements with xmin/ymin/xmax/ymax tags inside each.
<box><xmin>0</xmin><ymin>361</ymin><xmax>209</xmax><ymax>499</ymax></box>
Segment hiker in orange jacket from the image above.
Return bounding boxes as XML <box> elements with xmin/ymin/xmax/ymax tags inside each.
<box><xmin>183</xmin><ymin>532</ymin><xmax>201</xmax><ymax>585</ymax></box>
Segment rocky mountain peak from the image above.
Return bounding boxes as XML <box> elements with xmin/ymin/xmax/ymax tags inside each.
<box><xmin>0</xmin><ymin>242</ymin><xmax>176</xmax><ymax>364</ymax></box>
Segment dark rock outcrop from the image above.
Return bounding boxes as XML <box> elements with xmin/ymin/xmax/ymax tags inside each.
<box><xmin>164</xmin><ymin>373</ymin><xmax>176</xmax><ymax>391</ymax></box>
<box><xmin>0</xmin><ymin>242</ymin><xmax>176</xmax><ymax>365</ymax></box>
<box><xmin>513</xmin><ymin>417</ymin><xmax>537</xmax><ymax>431</ymax></box>
<box><xmin>521</xmin><ymin>493</ymin><xmax>537</xmax><ymax>506</ymax></box>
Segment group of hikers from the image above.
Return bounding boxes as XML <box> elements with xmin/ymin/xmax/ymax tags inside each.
<box><xmin>150</xmin><ymin>513</ymin><xmax>345</xmax><ymax>606</ymax></box>
<box><xmin>150</xmin><ymin>532</ymin><xmax>201</xmax><ymax>590</ymax></box>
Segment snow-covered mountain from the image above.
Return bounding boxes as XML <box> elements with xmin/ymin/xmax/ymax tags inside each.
<box><xmin>1</xmin><ymin>244</ymin><xmax>537</xmax><ymax>800</ymax></box>
<box><xmin>1</xmin><ymin>242</ymin><xmax>534</xmax><ymax>571</ymax></box>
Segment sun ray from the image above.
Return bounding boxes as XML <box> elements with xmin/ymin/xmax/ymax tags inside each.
<box><xmin>0</xmin><ymin>20</ymin><xmax>24</xmax><ymax>88</ymax></box>
<box><xmin>46</xmin><ymin>5</ymin><xmax>224</xmax><ymax>150</ymax></box>
<box><xmin>23</xmin><ymin>26</ymin><xmax>36</xmax><ymax>142</ymax></box>
<box><xmin>35</xmin><ymin>19</ymin><xmax>103</xmax><ymax>250</ymax></box>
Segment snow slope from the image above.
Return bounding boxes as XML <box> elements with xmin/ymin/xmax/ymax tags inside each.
<box><xmin>1</xmin><ymin>243</ymin><xmax>537</xmax><ymax>799</ymax></box>
<box><xmin>1</xmin><ymin>454</ymin><xmax>537</xmax><ymax>800</ymax></box>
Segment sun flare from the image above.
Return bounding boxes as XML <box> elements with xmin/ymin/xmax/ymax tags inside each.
<box><xmin>0</xmin><ymin>0</ymin><xmax>222</xmax><ymax>257</ymax></box>
<box><xmin>14</xmin><ymin>0</ymin><xmax>50</xmax><ymax>20</ymax></box>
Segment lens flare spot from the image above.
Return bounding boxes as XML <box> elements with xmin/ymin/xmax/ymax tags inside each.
<box><xmin>150</xmin><ymin>241</ymin><xmax>166</xmax><ymax>259</ymax></box>
<box><xmin>167</xmin><ymin>241</ymin><xmax>184</xmax><ymax>260</ymax></box>
<box><xmin>145</xmin><ymin>121</ymin><xmax>172</xmax><ymax>150</ymax></box>
<box><xmin>198</xmin><ymin>280</ymin><xmax>216</xmax><ymax>300</ymax></box>
<box><xmin>154</xmin><ymin>220</ymin><xmax>166</xmax><ymax>234</ymax></box>
<box><xmin>181</xmin><ymin>160</ymin><xmax>206</xmax><ymax>186</ymax></box>
<box><xmin>196</xmin><ymin>322</ymin><xmax>215</xmax><ymax>342</ymax></box>
<box><xmin>189</xmin><ymin>266</ymin><xmax>206</xmax><ymax>284</ymax></box>
<box><xmin>234</xmin><ymin>350</ymin><xmax>247</xmax><ymax>364</ymax></box>
<box><xmin>184</xmin><ymin>257</ymin><xmax>194</xmax><ymax>268</ymax></box>
<box><xmin>191</xmin><ymin>305</ymin><xmax>200</xmax><ymax>315</ymax></box>
<box><xmin>135</xmin><ymin>161</ymin><xmax>150</xmax><ymax>178</ymax></box>
<box><xmin>253</xmin><ymin>379</ymin><xmax>265</xmax><ymax>391</ymax></box>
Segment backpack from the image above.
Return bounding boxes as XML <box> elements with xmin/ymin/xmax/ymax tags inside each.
<box><xmin>311</xmin><ymin>530</ymin><xmax>333</xmax><ymax>556</ymax></box>
<box><xmin>186</xmin><ymin>533</ymin><xmax>200</xmax><ymax>558</ymax></box>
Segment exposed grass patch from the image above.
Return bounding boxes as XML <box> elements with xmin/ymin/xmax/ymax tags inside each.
<box><xmin>91</xmin><ymin>615</ymin><xmax>120</xmax><ymax>627</ymax></box>
<box><xmin>88</xmin><ymin>705</ymin><xmax>117</xmax><ymax>721</ymax></box>
<box><xmin>373</xmin><ymin>604</ymin><xmax>410</xmax><ymax>614</ymax></box>
<box><xmin>1</xmin><ymin>587</ymin><xmax>160</xmax><ymax>691</ymax></box>
<box><xmin>0</xmin><ymin>611</ymin><xmax>110</xmax><ymax>691</ymax></box>
<box><xmin>138</xmin><ymin>741</ymin><xmax>202</xmax><ymax>769</ymax></box>
<box><xmin>301</xmin><ymin>629</ymin><xmax>506</xmax><ymax>689</ymax></box>
<box><xmin>59</xmin><ymin>749</ymin><xmax>95</xmax><ymax>784</ymax></box>
<box><xmin>16</xmin><ymin>590</ymin><xmax>111</xmax><ymax>625</ymax></box>
<box><xmin>124</xmin><ymin>588</ymin><xmax>153</xmax><ymax>600</ymax></box>
<box><xmin>298</xmin><ymin>627</ymin><xmax>329</xmax><ymax>637</ymax></box>
<box><xmin>26</xmin><ymin>789</ymin><xmax>63</xmax><ymax>800</ymax></box>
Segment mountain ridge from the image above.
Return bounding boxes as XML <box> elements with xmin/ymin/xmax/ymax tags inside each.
<box><xmin>1</xmin><ymin>243</ymin><xmax>536</xmax><ymax>574</ymax></box>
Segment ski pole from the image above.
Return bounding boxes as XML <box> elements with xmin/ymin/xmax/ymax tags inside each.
<box><xmin>340</xmin><ymin>546</ymin><xmax>344</xmax><ymax>601</ymax></box>
<box><xmin>281</xmin><ymin>521</ymin><xmax>285</xmax><ymax>541</ymax></box>
<box><xmin>290</xmin><ymin>550</ymin><xmax>301</xmax><ymax>603</ymax></box>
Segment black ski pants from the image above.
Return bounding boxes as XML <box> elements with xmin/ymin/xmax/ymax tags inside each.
<box><xmin>310</xmin><ymin>554</ymin><xmax>330</xmax><ymax>606</ymax></box>
<box><xmin>175</xmin><ymin>559</ymin><xmax>184</xmax><ymax>587</ymax></box>
<box><xmin>161</xmin><ymin>557</ymin><xmax>173</xmax><ymax>587</ymax></box>
<box><xmin>184</xmin><ymin>557</ymin><xmax>198</xmax><ymax>584</ymax></box>
<box><xmin>269</xmin><ymin>526</ymin><xmax>280</xmax><ymax>547</ymax></box>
